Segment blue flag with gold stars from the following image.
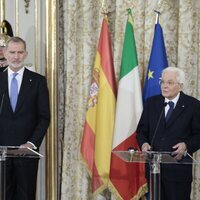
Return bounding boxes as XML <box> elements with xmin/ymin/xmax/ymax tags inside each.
<box><xmin>143</xmin><ymin>23</ymin><xmax>168</xmax><ymax>102</ymax></box>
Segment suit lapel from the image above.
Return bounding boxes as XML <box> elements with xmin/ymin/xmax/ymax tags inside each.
<box><xmin>166</xmin><ymin>92</ymin><xmax>186</xmax><ymax>127</ymax></box>
<box><xmin>15</xmin><ymin>69</ymin><xmax>33</xmax><ymax>112</ymax></box>
<box><xmin>156</xmin><ymin>96</ymin><xmax>167</xmax><ymax>126</ymax></box>
<box><xmin>0</xmin><ymin>71</ymin><xmax>13</xmax><ymax>113</ymax></box>
<box><xmin>0</xmin><ymin>71</ymin><xmax>8</xmax><ymax>93</ymax></box>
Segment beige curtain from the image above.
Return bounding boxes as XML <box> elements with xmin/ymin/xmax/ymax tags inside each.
<box><xmin>58</xmin><ymin>0</ymin><xmax>200</xmax><ymax>199</ymax></box>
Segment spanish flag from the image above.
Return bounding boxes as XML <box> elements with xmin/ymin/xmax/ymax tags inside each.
<box><xmin>80</xmin><ymin>16</ymin><xmax>116</xmax><ymax>195</ymax></box>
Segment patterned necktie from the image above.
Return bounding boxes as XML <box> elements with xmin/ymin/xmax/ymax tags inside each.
<box><xmin>165</xmin><ymin>101</ymin><xmax>174</xmax><ymax>122</ymax></box>
<box><xmin>10</xmin><ymin>73</ymin><xmax>18</xmax><ymax>111</ymax></box>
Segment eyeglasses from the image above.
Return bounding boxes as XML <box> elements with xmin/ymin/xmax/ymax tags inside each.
<box><xmin>159</xmin><ymin>80</ymin><xmax>179</xmax><ymax>87</ymax></box>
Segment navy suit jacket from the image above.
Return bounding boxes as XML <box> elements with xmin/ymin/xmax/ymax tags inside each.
<box><xmin>0</xmin><ymin>66</ymin><xmax>7</xmax><ymax>72</ymax></box>
<box><xmin>136</xmin><ymin>92</ymin><xmax>200</xmax><ymax>181</ymax></box>
<box><xmin>0</xmin><ymin>68</ymin><xmax>50</xmax><ymax>148</ymax></box>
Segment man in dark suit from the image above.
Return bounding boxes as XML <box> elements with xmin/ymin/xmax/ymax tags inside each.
<box><xmin>136</xmin><ymin>67</ymin><xmax>200</xmax><ymax>200</ymax></box>
<box><xmin>0</xmin><ymin>36</ymin><xmax>50</xmax><ymax>200</ymax></box>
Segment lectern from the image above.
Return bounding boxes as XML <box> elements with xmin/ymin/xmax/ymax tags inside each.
<box><xmin>113</xmin><ymin>150</ymin><xmax>199</xmax><ymax>200</ymax></box>
<box><xmin>0</xmin><ymin>146</ymin><xmax>41</xmax><ymax>200</ymax></box>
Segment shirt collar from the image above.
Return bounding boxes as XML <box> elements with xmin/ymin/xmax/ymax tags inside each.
<box><xmin>165</xmin><ymin>92</ymin><xmax>180</xmax><ymax>107</ymax></box>
<box><xmin>8</xmin><ymin>66</ymin><xmax>25</xmax><ymax>77</ymax></box>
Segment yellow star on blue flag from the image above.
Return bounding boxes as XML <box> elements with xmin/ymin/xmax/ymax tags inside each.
<box><xmin>148</xmin><ymin>70</ymin><xmax>154</xmax><ymax>80</ymax></box>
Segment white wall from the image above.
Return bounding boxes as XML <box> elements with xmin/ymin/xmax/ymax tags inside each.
<box><xmin>5</xmin><ymin>0</ymin><xmax>46</xmax><ymax>75</ymax></box>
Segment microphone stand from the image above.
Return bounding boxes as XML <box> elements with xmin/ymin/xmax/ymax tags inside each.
<box><xmin>149</xmin><ymin>102</ymin><xmax>167</xmax><ymax>200</ymax></box>
<box><xmin>150</xmin><ymin>102</ymin><xmax>167</xmax><ymax>151</ymax></box>
<box><xmin>0</xmin><ymin>93</ymin><xmax>5</xmax><ymax>115</ymax></box>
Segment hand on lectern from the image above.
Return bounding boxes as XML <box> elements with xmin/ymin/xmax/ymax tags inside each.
<box><xmin>20</xmin><ymin>142</ymin><xmax>35</xmax><ymax>149</ymax></box>
<box><xmin>141</xmin><ymin>142</ymin><xmax>151</xmax><ymax>152</ymax></box>
<box><xmin>171</xmin><ymin>142</ymin><xmax>187</xmax><ymax>160</ymax></box>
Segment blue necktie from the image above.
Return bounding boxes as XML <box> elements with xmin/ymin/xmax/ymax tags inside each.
<box><xmin>10</xmin><ymin>73</ymin><xmax>18</xmax><ymax>111</ymax></box>
<box><xmin>166</xmin><ymin>101</ymin><xmax>174</xmax><ymax>122</ymax></box>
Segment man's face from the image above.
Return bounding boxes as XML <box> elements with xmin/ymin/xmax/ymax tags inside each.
<box><xmin>161</xmin><ymin>71</ymin><xmax>182</xmax><ymax>100</ymax></box>
<box><xmin>4</xmin><ymin>41</ymin><xmax>27</xmax><ymax>71</ymax></box>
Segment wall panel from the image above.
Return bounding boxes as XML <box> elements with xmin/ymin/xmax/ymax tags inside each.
<box><xmin>0</xmin><ymin>1</ymin><xmax>58</xmax><ymax>200</ymax></box>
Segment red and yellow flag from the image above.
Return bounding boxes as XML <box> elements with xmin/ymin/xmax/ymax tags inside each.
<box><xmin>80</xmin><ymin>16</ymin><xmax>116</xmax><ymax>194</ymax></box>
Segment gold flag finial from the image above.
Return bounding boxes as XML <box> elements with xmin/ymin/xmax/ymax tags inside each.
<box><xmin>101</xmin><ymin>0</ymin><xmax>109</xmax><ymax>15</ymax></box>
<box><xmin>24</xmin><ymin>0</ymin><xmax>31</xmax><ymax>14</ymax></box>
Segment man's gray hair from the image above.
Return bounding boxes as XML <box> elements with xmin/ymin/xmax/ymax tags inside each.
<box><xmin>6</xmin><ymin>36</ymin><xmax>26</xmax><ymax>50</ymax></box>
<box><xmin>162</xmin><ymin>67</ymin><xmax>185</xmax><ymax>85</ymax></box>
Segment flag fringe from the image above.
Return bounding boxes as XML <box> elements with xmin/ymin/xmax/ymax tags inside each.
<box><xmin>108</xmin><ymin>181</ymin><xmax>147</xmax><ymax>200</ymax></box>
<box><xmin>80</xmin><ymin>151</ymin><xmax>93</xmax><ymax>177</ymax></box>
<box><xmin>80</xmin><ymin>152</ymin><xmax>112</xmax><ymax>197</ymax></box>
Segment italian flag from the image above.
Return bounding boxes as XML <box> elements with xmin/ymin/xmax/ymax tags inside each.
<box><xmin>109</xmin><ymin>9</ymin><xmax>147</xmax><ymax>200</ymax></box>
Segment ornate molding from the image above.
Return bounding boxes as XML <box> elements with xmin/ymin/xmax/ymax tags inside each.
<box><xmin>46</xmin><ymin>0</ymin><xmax>58</xmax><ymax>199</ymax></box>
<box><xmin>24</xmin><ymin>0</ymin><xmax>30</xmax><ymax>14</ymax></box>
<box><xmin>0</xmin><ymin>0</ymin><xmax>5</xmax><ymax>21</ymax></box>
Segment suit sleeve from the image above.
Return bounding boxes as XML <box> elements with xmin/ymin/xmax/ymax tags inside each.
<box><xmin>136</xmin><ymin>102</ymin><xmax>150</xmax><ymax>149</ymax></box>
<box><xmin>184</xmin><ymin>102</ymin><xmax>200</xmax><ymax>154</ymax></box>
<box><xmin>29</xmin><ymin>76</ymin><xmax>50</xmax><ymax>147</ymax></box>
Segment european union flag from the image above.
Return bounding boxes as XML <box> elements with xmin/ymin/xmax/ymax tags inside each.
<box><xmin>143</xmin><ymin>23</ymin><xmax>168</xmax><ymax>102</ymax></box>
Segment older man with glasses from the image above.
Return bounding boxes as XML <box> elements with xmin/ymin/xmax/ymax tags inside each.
<box><xmin>136</xmin><ymin>67</ymin><xmax>200</xmax><ymax>200</ymax></box>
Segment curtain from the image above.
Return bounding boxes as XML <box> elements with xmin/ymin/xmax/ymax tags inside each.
<box><xmin>58</xmin><ymin>0</ymin><xmax>200</xmax><ymax>199</ymax></box>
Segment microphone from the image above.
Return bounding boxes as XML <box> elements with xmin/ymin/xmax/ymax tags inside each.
<box><xmin>150</xmin><ymin>102</ymin><xmax>167</xmax><ymax>150</ymax></box>
<box><xmin>128</xmin><ymin>147</ymin><xmax>137</xmax><ymax>152</ymax></box>
<box><xmin>0</xmin><ymin>92</ymin><xmax>5</xmax><ymax>115</ymax></box>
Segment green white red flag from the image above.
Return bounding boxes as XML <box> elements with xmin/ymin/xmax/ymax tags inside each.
<box><xmin>109</xmin><ymin>9</ymin><xmax>147</xmax><ymax>200</ymax></box>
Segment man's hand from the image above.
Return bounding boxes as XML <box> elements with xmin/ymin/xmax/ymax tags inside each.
<box><xmin>20</xmin><ymin>143</ymin><xmax>34</xmax><ymax>149</ymax></box>
<box><xmin>172</xmin><ymin>142</ymin><xmax>187</xmax><ymax>160</ymax></box>
<box><xmin>141</xmin><ymin>143</ymin><xmax>151</xmax><ymax>152</ymax></box>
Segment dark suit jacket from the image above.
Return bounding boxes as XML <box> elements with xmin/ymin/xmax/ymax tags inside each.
<box><xmin>0</xmin><ymin>66</ymin><xmax>7</xmax><ymax>72</ymax></box>
<box><xmin>0</xmin><ymin>68</ymin><xmax>50</xmax><ymax>148</ymax></box>
<box><xmin>136</xmin><ymin>92</ymin><xmax>200</xmax><ymax>182</ymax></box>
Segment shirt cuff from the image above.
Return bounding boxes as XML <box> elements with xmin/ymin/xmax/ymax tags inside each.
<box><xmin>27</xmin><ymin>141</ymin><xmax>37</xmax><ymax>150</ymax></box>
